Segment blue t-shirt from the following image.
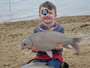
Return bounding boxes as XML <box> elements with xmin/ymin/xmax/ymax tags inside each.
<box><xmin>33</xmin><ymin>22</ymin><xmax>64</xmax><ymax>56</ymax></box>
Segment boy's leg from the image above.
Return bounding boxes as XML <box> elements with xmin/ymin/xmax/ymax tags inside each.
<box><xmin>47</xmin><ymin>58</ymin><xmax>62</xmax><ymax>68</ymax></box>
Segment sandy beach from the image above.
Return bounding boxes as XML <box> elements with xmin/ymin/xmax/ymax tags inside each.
<box><xmin>0</xmin><ymin>15</ymin><xmax>90</xmax><ymax>68</ymax></box>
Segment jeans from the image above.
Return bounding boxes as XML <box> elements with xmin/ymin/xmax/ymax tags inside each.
<box><xmin>34</xmin><ymin>58</ymin><xmax>62</xmax><ymax>68</ymax></box>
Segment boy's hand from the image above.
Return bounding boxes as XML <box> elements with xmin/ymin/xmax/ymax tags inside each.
<box><xmin>32</xmin><ymin>48</ymin><xmax>39</xmax><ymax>53</ymax></box>
<box><xmin>56</xmin><ymin>44</ymin><xmax>63</xmax><ymax>50</ymax></box>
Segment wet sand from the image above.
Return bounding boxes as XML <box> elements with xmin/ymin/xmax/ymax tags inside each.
<box><xmin>0</xmin><ymin>15</ymin><xmax>90</xmax><ymax>68</ymax></box>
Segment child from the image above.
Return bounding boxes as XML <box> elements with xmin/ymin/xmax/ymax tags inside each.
<box><xmin>32</xmin><ymin>1</ymin><xmax>64</xmax><ymax>68</ymax></box>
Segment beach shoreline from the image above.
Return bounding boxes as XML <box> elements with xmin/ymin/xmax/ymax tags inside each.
<box><xmin>0</xmin><ymin>15</ymin><xmax>90</xmax><ymax>24</ymax></box>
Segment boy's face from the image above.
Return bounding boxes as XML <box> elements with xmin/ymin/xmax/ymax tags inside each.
<box><xmin>39</xmin><ymin>7</ymin><xmax>57</xmax><ymax>24</ymax></box>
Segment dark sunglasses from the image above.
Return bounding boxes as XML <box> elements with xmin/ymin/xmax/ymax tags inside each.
<box><xmin>41</xmin><ymin>9</ymin><xmax>48</xmax><ymax>15</ymax></box>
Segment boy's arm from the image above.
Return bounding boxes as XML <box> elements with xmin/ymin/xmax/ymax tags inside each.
<box><xmin>33</xmin><ymin>27</ymin><xmax>38</xmax><ymax>33</ymax></box>
<box><xmin>55</xmin><ymin>25</ymin><xmax>64</xmax><ymax>50</ymax></box>
<box><xmin>59</xmin><ymin>26</ymin><xmax>64</xmax><ymax>33</ymax></box>
<box><xmin>32</xmin><ymin>27</ymin><xmax>39</xmax><ymax>53</ymax></box>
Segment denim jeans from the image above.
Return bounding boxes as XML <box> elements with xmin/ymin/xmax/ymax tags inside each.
<box><xmin>34</xmin><ymin>58</ymin><xmax>62</xmax><ymax>68</ymax></box>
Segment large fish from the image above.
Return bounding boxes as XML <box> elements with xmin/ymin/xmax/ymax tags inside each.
<box><xmin>21</xmin><ymin>31</ymin><xmax>81</xmax><ymax>57</ymax></box>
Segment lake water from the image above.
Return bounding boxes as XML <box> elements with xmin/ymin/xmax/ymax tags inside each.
<box><xmin>0</xmin><ymin>0</ymin><xmax>90</xmax><ymax>23</ymax></box>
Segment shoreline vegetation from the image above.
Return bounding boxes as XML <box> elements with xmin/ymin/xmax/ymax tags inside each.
<box><xmin>0</xmin><ymin>15</ymin><xmax>90</xmax><ymax>68</ymax></box>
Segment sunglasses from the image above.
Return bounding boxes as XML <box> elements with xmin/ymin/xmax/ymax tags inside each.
<box><xmin>41</xmin><ymin>9</ymin><xmax>48</xmax><ymax>15</ymax></box>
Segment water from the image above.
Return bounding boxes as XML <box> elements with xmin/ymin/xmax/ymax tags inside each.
<box><xmin>0</xmin><ymin>0</ymin><xmax>90</xmax><ymax>23</ymax></box>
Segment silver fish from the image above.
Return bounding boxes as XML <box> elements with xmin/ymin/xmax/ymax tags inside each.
<box><xmin>21</xmin><ymin>62</ymin><xmax>54</xmax><ymax>68</ymax></box>
<box><xmin>21</xmin><ymin>31</ymin><xmax>81</xmax><ymax>57</ymax></box>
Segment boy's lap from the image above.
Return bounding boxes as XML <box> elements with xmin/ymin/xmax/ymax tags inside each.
<box><xmin>26</xmin><ymin>58</ymin><xmax>69</xmax><ymax>68</ymax></box>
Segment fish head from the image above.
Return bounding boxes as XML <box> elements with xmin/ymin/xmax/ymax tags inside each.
<box><xmin>21</xmin><ymin>38</ymin><xmax>32</xmax><ymax>50</ymax></box>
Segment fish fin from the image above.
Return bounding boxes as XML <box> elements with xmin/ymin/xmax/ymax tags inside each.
<box><xmin>63</xmin><ymin>45</ymin><xmax>72</xmax><ymax>49</ymax></box>
<box><xmin>46</xmin><ymin>51</ymin><xmax>53</xmax><ymax>58</ymax></box>
<box><xmin>72</xmin><ymin>38</ymin><xmax>81</xmax><ymax>53</ymax></box>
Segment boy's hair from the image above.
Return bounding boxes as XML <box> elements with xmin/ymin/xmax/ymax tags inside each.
<box><xmin>39</xmin><ymin>1</ymin><xmax>57</xmax><ymax>14</ymax></box>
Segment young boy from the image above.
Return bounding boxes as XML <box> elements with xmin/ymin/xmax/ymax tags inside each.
<box><xmin>32</xmin><ymin>1</ymin><xmax>64</xmax><ymax>68</ymax></box>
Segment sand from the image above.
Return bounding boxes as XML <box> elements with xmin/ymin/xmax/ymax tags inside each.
<box><xmin>0</xmin><ymin>15</ymin><xmax>90</xmax><ymax>68</ymax></box>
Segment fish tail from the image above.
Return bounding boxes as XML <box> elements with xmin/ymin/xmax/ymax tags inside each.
<box><xmin>72</xmin><ymin>38</ymin><xmax>82</xmax><ymax>54</ymax></box>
